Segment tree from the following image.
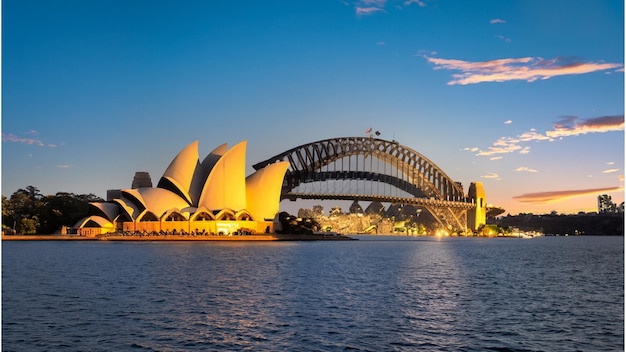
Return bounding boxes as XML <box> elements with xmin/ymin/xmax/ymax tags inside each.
<box><xmin>3</xmin><ymin>187</ymin><xmax>44</xmax><ymax>234</ymax></box>
<box><xmin>21</xmin><ymin>185</ymin><xmax>43</xmax><ymax>201</ymax></box>
<box><xmin>19</xmin><ymin>216</ymin><xmax>39</xmax><ymax>235</ymax></box>
<box><xmin>39</xmin><ymin>192</ymin><xmax>97</xmax><ymax>234</ymax></box>
<box><xmin>2</xmin><ymin>186</ymin><xmax>103</xmax><ymax>234</ymax></box>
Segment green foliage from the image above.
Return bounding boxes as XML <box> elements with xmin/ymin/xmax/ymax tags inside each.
<box><xmin>19</xmin><ymin>216</ymin><xmax>39</xmax><ymax>234</ymax></box>
<box><xmin>2</xmin><ymin>186</ymin><xmax>104</xmax><ymax>234</ymax></box>
<box><xmin>276</xmin><ymin>212</ymin><xmax>320</xmax><ymax>234</ymax></box>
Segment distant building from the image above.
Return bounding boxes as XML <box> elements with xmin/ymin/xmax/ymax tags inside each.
<box><xmin>598</xmin><ymin>194</ymin><xmax>623</xmax><ymax>214</ymax></box>
<box><xmin>106</xmin><ymin>189</ymin><xmax>122</xmax><ymax>202</ymax></box>
<box><xmin>131</xmin><ymin>172</ymin><xmax>152</xmax><ymax>189</ymax></box>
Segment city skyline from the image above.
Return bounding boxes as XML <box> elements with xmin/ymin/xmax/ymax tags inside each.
<box><xmin>2</xmin><ymin>0</ymin><xmax>624</xmax><ymax>215</ymax></box>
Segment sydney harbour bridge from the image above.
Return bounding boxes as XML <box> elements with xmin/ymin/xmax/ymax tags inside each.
<box><xmin>254</xmin><ymin>136</ymin><xmax>486</xmax><ymax>232</ymax></box>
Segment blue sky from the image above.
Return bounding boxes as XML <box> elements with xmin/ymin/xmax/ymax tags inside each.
<box><xmin>2</xmin><ymin>0</ymin><xmax>624</xmax><ymax>215</ymax></box>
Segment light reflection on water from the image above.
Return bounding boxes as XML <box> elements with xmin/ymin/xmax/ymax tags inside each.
<box><xmin>3</xmin><ymin>236</ymin><xmax>624</xmax><ymax>351</ymax></box>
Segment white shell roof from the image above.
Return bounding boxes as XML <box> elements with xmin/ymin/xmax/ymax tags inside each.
<box><xmin>79</xmin><ymin>140</ymin><xmax>291</xmax><ymax>227</ymax></box>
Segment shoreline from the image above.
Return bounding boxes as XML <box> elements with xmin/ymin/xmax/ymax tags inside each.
<box><xmin>2</xmin><ymin>233</ymin><xmax>356</xmax><ymax>241</ymax></box>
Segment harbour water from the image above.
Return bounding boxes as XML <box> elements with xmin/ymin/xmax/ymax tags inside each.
<box><xmin>2</xmin><ymin>236</ymin><xmax>624</xmax><ymax>351</ymax></box>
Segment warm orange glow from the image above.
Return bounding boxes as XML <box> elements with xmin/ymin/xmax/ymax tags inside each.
<box><xmin>77</xmin><ymin>141</ymin><xmax>290</xmax><ymax>235</ymax></box>
<box><xmin>514</xmin><ymin>186</ymin><xmax>623</xmax><ymax>204</ymax></box>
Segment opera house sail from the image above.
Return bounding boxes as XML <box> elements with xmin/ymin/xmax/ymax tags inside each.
<box><xmin>74</xmin><ymin>141</ymin><xmax>289</xmax><ymax>237</ymax></box>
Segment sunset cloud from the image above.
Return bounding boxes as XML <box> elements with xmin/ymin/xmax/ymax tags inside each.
<box><xmin>546</xmin><ymin>115</ymin><xmax>624</xmax><ymax>138</ymax></box>
<box><xmin>481</xmin><ymin>173</ymin><xmax>500</xmax><ymax>179</ymax></box>
<box><xmin>515</xmin><ymin>166</ymin><xmax>538</xmax><ymax>173</ymax></box>
<box><xmin>514</xmin><ymin>187</ymin><xmax>623</xmax><ymax>204</ymax></box>
<box><xmin>423</xmin><ymin>55</ymin><xmax>623</xmax><ymax>85</ymax></box>
<box><xmin>2</xmin><ymin>132</ymin><xmax>57</xmax><ymax>148</ymax></box>
<box><xmin>467</xmin><ymin>115</ymin><xmax>624</xmax><ymax>158</ymax></box>
<box><xmin>602</xmin><ymin>168</ymin><xmax>619</xmax><ymax>174</ymax></box>
<box><xmin>476</xmin><ymin>136</ymin><xmax>524</xmax><ymax>156</ymax></box>
<box><xmin>3</xmin><ymin>133</ymin><xmax>45</xmax><ymax>147</ymax></box>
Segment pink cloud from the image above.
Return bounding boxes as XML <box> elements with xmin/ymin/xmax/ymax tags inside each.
<box><xmin>515</xmin><ymin>167</ymin><xmax>538</xmax><ymax>173</ymax></box>
<box><xmin>2</xmin><ymin>132</ymin><xmax>57</xmax><ymax>148</ymax></box>
<box><xmin>481</xmin><ymin>173</ymin><xmax>500</xmax><ymax>179</ymax></box>
<box><xmin>514</xmin><ymin>187</ymin><xmax>623</xmax><ymax>204</ymax></box>
<box><xmin>2</xmin><ymin>133</ymin><xmax>45</xmax><ymax>147</ymax></box>
<box><xmin>423</xmin><ymin>55</ymin><xmax>623</xmax><ymax>85</ymax></box>
<box><xmin>546</xmin><ymin>115</ymin><xmax>624</xmax><ymax>138</ymax></box>
<box><xmin>468</xmin><ymin>115</ymin><xmax>623</xmax><ymax>158</ymax></box>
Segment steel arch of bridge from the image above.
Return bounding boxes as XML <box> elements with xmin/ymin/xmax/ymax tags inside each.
<box><xmin>254</xmin><ymin>137</ymin><xmax>479</xmax><ymax>231</ymax></box>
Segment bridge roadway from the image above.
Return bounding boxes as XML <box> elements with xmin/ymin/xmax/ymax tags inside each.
<box><xmin>282</xmin><ymin>192</ymin><xmax>477</xmax><ymax>209</ymax></box>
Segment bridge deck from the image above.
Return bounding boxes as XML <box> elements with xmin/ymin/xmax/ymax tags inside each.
<box><xmin>282</xmin><ymin>193</ymin><xmax>476</xmax><ymax>209</ymax></box>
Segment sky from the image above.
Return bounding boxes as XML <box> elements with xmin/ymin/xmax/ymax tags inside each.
<box><xmin>2</xmin><ymin>0</ymin><xmax>624</xmax><ymax>216</ymax></box>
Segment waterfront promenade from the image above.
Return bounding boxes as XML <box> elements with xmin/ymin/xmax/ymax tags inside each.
<box><xmin>2</xmin><ymin>233</ymin><xmax>355</xmax><ymax>241</ymax></box>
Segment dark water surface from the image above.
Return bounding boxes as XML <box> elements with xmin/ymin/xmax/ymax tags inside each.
<box><xmin>3</xmin><ymin>236</ymin><xmax>623</xmax><ymax>351</ymax></box>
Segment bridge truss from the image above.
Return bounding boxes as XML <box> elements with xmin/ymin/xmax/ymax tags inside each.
<box><xmin>254</xmin><ymin>136</ymin><xmax>480</xmax><ymax>231</ymax></box>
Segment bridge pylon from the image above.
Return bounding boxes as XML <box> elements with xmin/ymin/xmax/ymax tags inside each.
<box><xmin>468</xmin><ymin>182</ymin><xmax>486</xmax><ymax>231</ymax></box>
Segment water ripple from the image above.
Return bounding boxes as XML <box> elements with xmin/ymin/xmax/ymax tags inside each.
<box><xmin>3</xmin><ymin>237</ymin><xmax>623</xmax><ymax>351</ymax></box>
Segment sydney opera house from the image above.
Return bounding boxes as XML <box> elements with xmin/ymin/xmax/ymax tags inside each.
<box><xmin>74</xmin><ymin>141</ymin><xmax>289</xmax><ymax>236</ymax></box>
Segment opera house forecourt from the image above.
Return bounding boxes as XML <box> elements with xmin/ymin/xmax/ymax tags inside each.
<box><xmin>72</xmin><ymin>140</ymin><xmax>311</xmax><ymax>240</ymax></box>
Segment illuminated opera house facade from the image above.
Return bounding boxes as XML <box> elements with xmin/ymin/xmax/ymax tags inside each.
<box><xmin>75</xmin><ymin>141</ymin><xmax>289</xmax><ymax>236</ymax></box>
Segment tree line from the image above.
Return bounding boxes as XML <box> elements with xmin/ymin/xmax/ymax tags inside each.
<box><xmin>2</xmin><ymin>186</ymin><xmax>103</xmax><ymax>235</ymax></box>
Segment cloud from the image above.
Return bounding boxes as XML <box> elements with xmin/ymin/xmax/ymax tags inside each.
<box><xmin>2</xmin><ymin>132</ymin><xmax>58</xmax><ymax>148</ymax></box>
<box><xmin>490</xmin><ymin>156</ymin><xmax>503</xmax><ymax>161</ymax></box>
<box><xmin>496</xmin><ymin>35</ymin><xmax>511</xmax><ymax>43</ymax></box>
<box><xmin>546</xmin><ymin>115</ymin><xmax>624</xmax><ymax>138</ymax></box>
<box><xmin>602</xmin><ymin>168</ymin><xmax>619</xmax><ymax>174</ymax></box>
<box><xmin>404</xmin><ymin>0</ymin><xmax>426</xmax><ymax>6</ymax></box>
<box><xmin>476</xmin><ymin>136</ymin><xmax>524</xmax><ymax>156</ymax></box>
<box><xmin>355</xmin><ymin>0</ymin><xmax>386</xmax><ymax>15</ymax></box>
<box><xmin>490</xmin><ymin>18</ymin><xmax>506</xmax><ymax>24</ymax></box>
<box><xmin>354</xmin><ymin>0</ymin><xmax>424</xmax><ymax>15</ymax></box>
<box><xmin>515</xmin><ymin>167</ymin><xmax>538</xmax><ymax>173</ymax></box>
<box><xmin>3</xmin><ymin>133</ymin><xmax>45</xmax><ymax>147</ymax></box>
<box><xmin>57</xmin><ymin>164</ymin><xmax>72</xmax><ymax>169</ymax></box>
<box><xmin>481</xmin><ymin>173</ymin><xmax>500</xmax><ymax>179</ymax></box>
<box><xmin>423</xmin><ymin>55</ymin><xmax>623</xmax><ymax>85</ymax></box>
<box><xmin>514</xmin><ymin>187</ymin><xmax>623</xmax><ymax>204</ymax></box>
<box><xmin>356</xmin><ymin>6</ymin><xmax>386</xmax><ymax>15</ymax></box>
<box><xmin>468</xmin><ymin>115</ymin><xmax>623</xmax><ymax>158</ymax></box>
<box><xmin>504</xmin><ymin>120</ymin><xmax>512</xmax><ymax>125</ymax></box>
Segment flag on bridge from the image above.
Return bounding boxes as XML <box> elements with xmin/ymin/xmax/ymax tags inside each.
<box><xmin>365</xmin><ymin>128</ymin><xmax>372</xmax><ymax>134</ymax></box>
